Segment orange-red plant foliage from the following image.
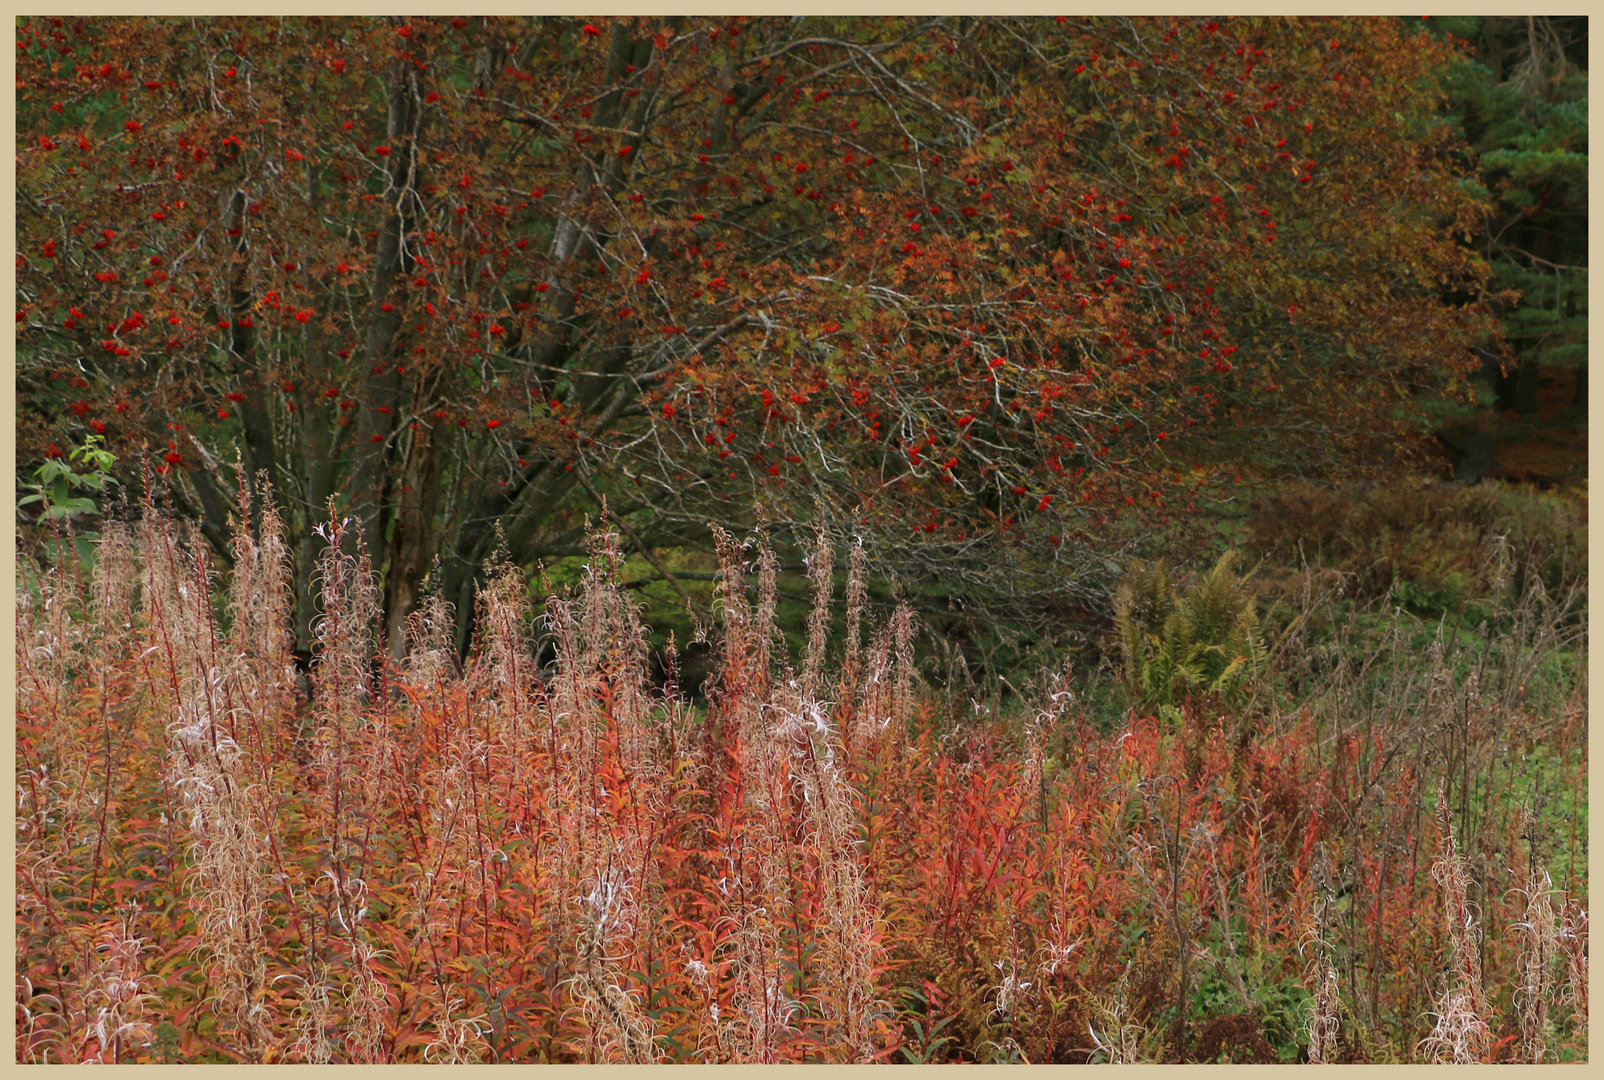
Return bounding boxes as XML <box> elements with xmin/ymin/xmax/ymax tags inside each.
<box><xmin>15</xmin><ymin>502</ymin><xmax>1585</xmax><ymax>1062</ymax></box>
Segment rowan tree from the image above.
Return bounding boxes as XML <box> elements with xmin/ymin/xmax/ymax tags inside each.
<box><xmin>16</xmin><ymin>16</ymin><xmax>1494</xmax><ymax>653</ymax></box>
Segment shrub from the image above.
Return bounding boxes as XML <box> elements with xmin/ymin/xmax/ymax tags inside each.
<box><xmin>1247</xmin><ymin>480</ymin><xmax>1586</xmax><ymax>614</ymax></box>
<box><xmin>14</xmin><ymin>498</ymin><xmax>1586</xmax><ymax>1063</ymax></box>
<box><xmin>1114</xmin><ymin>550</ymin><xmax>1265</xmax><ymax>716</ymax></box>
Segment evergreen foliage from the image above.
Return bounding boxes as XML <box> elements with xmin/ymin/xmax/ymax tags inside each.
<box><xmin>1423</xmin><ymin>16</ymin><xmax>1588</xmax><ymax>413</ymax></box>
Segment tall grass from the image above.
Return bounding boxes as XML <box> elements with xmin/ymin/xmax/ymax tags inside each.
<box><xmin>14</xmin><ymin>491</ymin><xmax>1587</xmax><ymax>1062</ymax></box>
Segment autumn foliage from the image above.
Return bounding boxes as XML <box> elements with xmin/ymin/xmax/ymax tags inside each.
<box><xmin>16</xmin><ymin>18</ymin><xmax>1580</xmax><ymax>1065</ymax></box>
<box><xmin>17</xmin><ymin>16</ymin><xmax>1496</xmax><ymax>650</ymax></box>
<box><xmin>15</xmin><ymin>496</ymin><xmax>1586</xmax><ymax>1062</ymax></box>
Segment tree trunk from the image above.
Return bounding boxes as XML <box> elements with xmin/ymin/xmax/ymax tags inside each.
<box><xmin>381</xmin><ymin>421</ymin><xmax>448</xmax><ymax>662</ymax></box>
<box><xmin>218</xmin><ymin>188</ymin><xmax>287</xmax><ymax>536</ymax></box>
<box><xmin>347</xmin><ymin>53</ymin><xmax>424</xmax><ymax>565</ymax></box>
<box><xmin>292</xmin><ymin>403</ymin><xmax>345</xmax><ymax>655</ymax></box>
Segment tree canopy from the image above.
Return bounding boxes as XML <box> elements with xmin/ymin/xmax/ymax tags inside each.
<box><xmin>17</xmin><ymin>16</ymin><xmax>1495</xmax><ymax>653</ymax></box>
<box><xmin>1421</xmin><ymin>15</ymin><xmax>1587</xmax><ymax>414</ymax></box>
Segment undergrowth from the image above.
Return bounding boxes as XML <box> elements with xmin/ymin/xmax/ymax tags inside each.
<box><xmin>14</xmin><ymin>481</ymin><xmax>1588</xmax><ymax>1063</ymax></box>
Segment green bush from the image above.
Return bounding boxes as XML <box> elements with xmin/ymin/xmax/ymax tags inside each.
<box><xmin>16</xmin><ymin>433</ymin><xmax>119</xmax><ymax>573</ymax></box>
<box><xmin>1114</xmin><ymin>550</ymin><xmax>1265</xmax><ymax>715</ymax></box>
